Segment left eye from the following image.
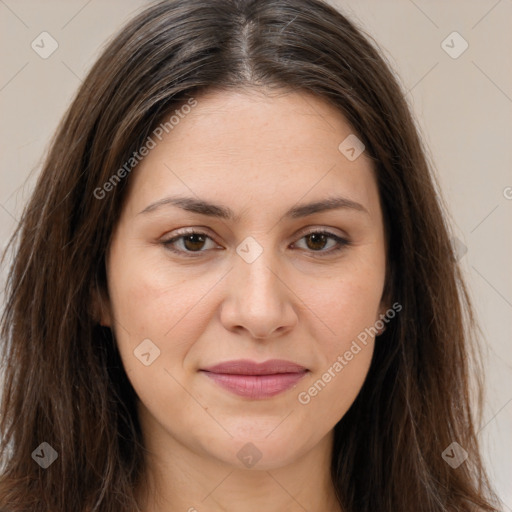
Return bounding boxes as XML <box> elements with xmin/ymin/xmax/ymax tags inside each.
<box><xmin>162</xmin><ymin>230</ymin><xmax>349</xmax><ymax>256</ymax></box>
<box><xmin>293</xmin><ymin>231</ymin><xmax>348</xmax><ymax>253</ymax></box>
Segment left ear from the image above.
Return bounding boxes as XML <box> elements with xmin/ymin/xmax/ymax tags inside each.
<box><xmin>375</xmin><ymin>302</ymin><xmax>390</xmax><ymax>335</ymax></box>
<box><xmin>375</xmin><ymin>254</ymin><xmax>395</xmax><ymax>335</ymax></box>
<box><xmin>375</xmin><ymin>280</ymin><xmax>393</xmax><ymax>335</ymax></box>
<box><xmin>89</xmin><ymin>275</ymin><xmax>112</xmax><ymax>327</ymax></box>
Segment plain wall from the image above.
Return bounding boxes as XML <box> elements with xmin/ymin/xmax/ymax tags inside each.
<box><xmin>0</xmin><ymin>0</ymin><xmax>510</xmax><ymax>508</ymax></box>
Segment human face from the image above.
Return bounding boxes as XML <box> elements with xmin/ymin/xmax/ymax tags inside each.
<box><xmin>102</xmin><ymin>88</ymin><xmax>387</xmax><ymax>471</ymax></box>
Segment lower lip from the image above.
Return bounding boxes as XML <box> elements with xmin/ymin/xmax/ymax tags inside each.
<box><xmin>201</xmin><ymin>371</ymin><xmax>308</xmax><ymax>399</ymax></box>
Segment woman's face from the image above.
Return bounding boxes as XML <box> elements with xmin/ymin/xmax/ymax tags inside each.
<box><xmin>102</xmin><ymin>89</ymin><xmax>387</xmax><ymax>471</ymax></box>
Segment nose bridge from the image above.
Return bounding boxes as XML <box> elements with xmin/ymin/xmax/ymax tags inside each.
<box><xmin>235</xmin><ymin>236</ymin><xmax>282</xmax><ymax>307</ymax></box>
<box><xmin>220</xmin><ymin>234</ymin><xmax>297</xmax><ymax>338</ymax></box>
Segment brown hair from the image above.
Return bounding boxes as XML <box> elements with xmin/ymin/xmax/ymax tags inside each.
<box><xmin>0</xmin><ymin>0</ymin><xmax>500</xmax><ymax>510</ymax></box>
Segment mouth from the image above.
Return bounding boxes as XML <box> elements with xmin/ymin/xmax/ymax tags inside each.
<box><xmin>199</xmin><ymin>359</ymin><xmax>309</xmax><ymax>399</ymax></box>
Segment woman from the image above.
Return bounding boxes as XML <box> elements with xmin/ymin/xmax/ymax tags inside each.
<box><xmin>0</xmin><ymin>0</ymin><xmax>500</xmax><ymax>510</ymax></box>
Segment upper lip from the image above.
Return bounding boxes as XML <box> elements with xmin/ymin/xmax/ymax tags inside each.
<box><xmin>200</xmin><ymin>359</ymin><xmax>308</xmax><ymax>375</ymax></box>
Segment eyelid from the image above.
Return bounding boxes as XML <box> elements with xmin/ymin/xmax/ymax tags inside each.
<box><xmin>298</xmin><ymin>226</ymin><xmax>348</xmax><ymax>239</ymax></box>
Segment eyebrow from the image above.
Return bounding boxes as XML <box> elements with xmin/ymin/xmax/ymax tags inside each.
<box><xmin>138</xmin><ymin>194</ymin><xmax>369</xmax><ymax>220</ymax></box>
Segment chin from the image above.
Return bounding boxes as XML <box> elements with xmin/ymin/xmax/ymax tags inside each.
<box><xmin>203</xmin><ymin>425</ymin><xmax>314</xmax><ymax>471</ymax></box>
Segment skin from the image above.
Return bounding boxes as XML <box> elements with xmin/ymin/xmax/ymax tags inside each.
<box><xmin>100</xmin><ymin>88</ymin><xmax>388</xmax><ymax>512</ymax></box>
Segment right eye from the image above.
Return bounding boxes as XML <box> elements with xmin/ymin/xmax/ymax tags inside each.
<box><xmin>161</xmin><ymin>230</ymin><xmax>221</xmax><ymax>256</ymax></box>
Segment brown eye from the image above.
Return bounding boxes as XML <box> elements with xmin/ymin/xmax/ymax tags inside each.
<box><xmin>294</xmin><ymin>231</ymin><xmax>349</xmax><ymax>254</ymax></box>
<box><xmin>181</xmin><ymin>233</ymin><xmax>207</xmax><ymax>251</ymax></box>
<box><xmin>162</xmin><ymin>231</ymin><xmax>218</xmax><ymax>255</ymax></box>
<box><xmin>304</xmin><ymin>233</ymin><xmax>330</xmax><ymax>251</ymax></box>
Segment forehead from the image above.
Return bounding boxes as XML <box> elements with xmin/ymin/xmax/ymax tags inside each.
<box><xmin>121</xmin><ymin>88</ymin><xmax>379</xmax><ymax>220</ymax></box>
<box><xmin>166</xmin><ymin>88</ymin><xmax>360</xmax><ymax>156</ymax></box>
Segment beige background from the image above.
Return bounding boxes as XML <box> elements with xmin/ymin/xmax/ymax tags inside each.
<box><xmin>0</xmin><ymin>0</ymin><xmax>511</xmax><ymax>507</ymax></box>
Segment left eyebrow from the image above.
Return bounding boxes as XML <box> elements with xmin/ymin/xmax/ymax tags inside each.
<box><xmin>138</xmin><ymin>194</ymin><xmax>369</xmax><ymax>220</ymax></box>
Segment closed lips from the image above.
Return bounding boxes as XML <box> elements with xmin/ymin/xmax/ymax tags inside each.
<box><xmin>200</xmin><ymin>359</ymin><xmax>309</xmax><ymax>399</ymax></box>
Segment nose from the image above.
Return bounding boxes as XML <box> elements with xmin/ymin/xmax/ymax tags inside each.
<box><xmin>219</xmin><ymin>249</ymin><xmax>298</xmax><ymax>340</ymax></box>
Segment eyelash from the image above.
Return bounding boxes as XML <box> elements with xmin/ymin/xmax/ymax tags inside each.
<box><xmin>161</xmin><ymin>228</ymin><xmax>350</xmax><ymax>257</ymax></box>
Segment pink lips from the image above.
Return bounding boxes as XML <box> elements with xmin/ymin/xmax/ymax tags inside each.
<box><xmin>200</xmin><ymin>359</ymin><xmax>308</xmax><ymax>399</ymax></box>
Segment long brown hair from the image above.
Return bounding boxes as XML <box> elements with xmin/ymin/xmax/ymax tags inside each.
<box><xmin>0</xmin><ymin>0</ymin><xmax>500</xmax><ymax>510</ymax></box>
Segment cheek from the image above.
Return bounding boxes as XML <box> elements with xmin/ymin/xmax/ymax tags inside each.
<box><xmin>295</xmin><ymin>339</ymin><xmax>374</xmax><ymax>435</ymax></box>
<box><xmin>293</xmin><ymin>254</ymin><xmax>384</xmax><ymax>417</ymax></box>
<box><xmin>305</xmin><ymin>257</ymin><xmax>385</xmax><ymax>356</ymax></box>
<box><xmin>107</xmin><ymin>241</ymin><xmax>212</xmax><ymax>338</ymax></box>
<box><xmin>296</xmin><ymin>269</ymin><xmax>382</xmax><ymax>408</ymax></box>
<box><xmin>105</xmin><ymin>244</ymin><xmax>210</xmax><ymax>386</ymax></box>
